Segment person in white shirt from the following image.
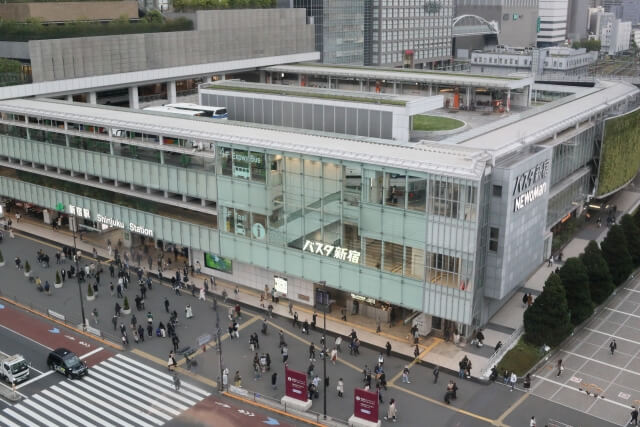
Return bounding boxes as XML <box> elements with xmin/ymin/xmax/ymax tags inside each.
<box><xmin>510</xmin><ymin>372</ymin><xmax>517</xmax><ymax>391</ymax></box>
<box><xmin>530</xmin><ymin>416</ymin><xmax>536</xmax><ymax>426</ymax></box>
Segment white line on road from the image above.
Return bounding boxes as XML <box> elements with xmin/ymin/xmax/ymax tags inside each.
<box><xmin>604</xmin><ymin>307</ymin><xmax>640</xmax><ymax>319</ymax></box>
<box><xmin>585</xmin><ymin>328</ymin><xmax>640</xmax><ymax>346</ymax></box>
<box><xmin>533</xmin><ymin>375</ymin><xmax>632</xmax><ymax>410</ymax></box>
<box><xmin>0</xmin><ymin>324</ymin><xmax>53</xmax><ymax>351</ymax></box>
<box><xmin>624</xmin><ymin>288</ymin><xmax>640</xmax><ymax>294</ymax></box>
<box><xmin>559</xmin><ymin>349</ymin><xmax>640</xmax><ymax>377</ymax></box>
<box><xmin>79</xmin><ymin>346</ymin><xmax>103</xmax><ymax>360</ymax></box>
<box><xmin>16</xmin><ymin>370</ymin><xmax>55</xmax><ymax>390</ymax></box>
<box><xmin>0</xmin><ymin>379</ymin><xmax>26</xmax><ymax>398</ymax></box>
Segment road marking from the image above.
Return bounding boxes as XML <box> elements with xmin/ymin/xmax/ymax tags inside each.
<box><xmin>3</xmin><ymin>408</ymin><xmax>38</xmax><ymax>427</ymax></box>
<box><xmin>494</xmin><ymin>392</ymin><xmax>528</xmax><ymax>426</ymax></box>
<box><xmin>222</xmin><ymin>391</ymin><xmax>326</xmax><ymax>427</ymax></box>
<box><xmin>532</xmin><ymin>375</ymin><xmax>632</xmax><ymax>409</ymax></box>
<box><xmin>16</xmin><ymin>370</ymin><xmax>55</xmax><ymax>389</ymax></box>
<box><xmin>50</xmin><ymin>384</ymin><xmax>122</xmax><ymax>427</ymax></box>
<box><xmin>585</xmin><ymin>328</ymin><xmax>640</xmax><ymax>346</ymax></box>
<box><xmin>559</xmin><ymin>349</ymin><xmax>640</xmax><ymax>376</ymax></box>
<box><xmin>0</xmin><ymin>323</ymin><xmax>53</xmax><ymax>351</ymax></box>
<box><xmin>0</xmin><ymin>413</ymin><xmax>20</xmax><ymax>427</ymax></box>
<box><xmin>388</xmin><ymin>383</ymin><xmax>496</xmax><ymax>425</ymax></box>
<box><xmin>79</xmin><ymin>346</ymin><xmax>103</xmax><ymax>360</ymax></box>
<box><xmin>604</xmin><ymin>307</ymin><xmax>640</xmax><ymax>319</ymax></box>
<box><xmin>22</xmin><ymin>398</ymin><xmax>79</xmax><ymax>427</ymax></box>
<box><xmin>623</xmin><ymin>287</ymin><xmax>640</xmax><ymax>293</ymax></box>
<box><xmin>12</xmin><ymin>402</ymin><xmax>60</xmax><ymax>427</ymax></box>
<box><xmin>388</xmin><ymin>338</ymin><xmax>442</xmax><ymax>385</ymax></box>
<box><xmin>130</xmin><ymin>348</ymin><xmax>219</xmax><ymax>389</ymax></box>
<box><xmin>32</xmin><ymin>393</ymin><xmax>97</xmax><ymax>427</ymax></box>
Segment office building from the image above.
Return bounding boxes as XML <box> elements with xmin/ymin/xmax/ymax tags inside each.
<box><xmin>567</xmin><ymin>0</ymin><xmax>590</xmax><ymax>41</ymax></box>
<box><xmin>537</xmin><ymin>0</ymin><xmax>570</xmax><ymax>46</ymax></box>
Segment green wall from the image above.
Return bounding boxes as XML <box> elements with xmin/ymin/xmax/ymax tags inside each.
<box><xmin>597</xmin><ymin>107</ymin><xmax>640</xmax><ymax>196</ymax></box>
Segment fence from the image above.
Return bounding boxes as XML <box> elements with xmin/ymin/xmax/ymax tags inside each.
<box><xmin>481</xmin><ymin>325</ymin><xmax>524</xmax><ymax>377</ymax></box>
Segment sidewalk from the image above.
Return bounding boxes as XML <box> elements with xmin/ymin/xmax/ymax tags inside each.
<box><xmin>6</xmin><ymin>216</ymin><xmax>489</xmax><ymax>377</ymax></box>
<box><xmin>482</xmin><ymin>182</ymin><xmax>640</xmax><ymax>373</ymax></box>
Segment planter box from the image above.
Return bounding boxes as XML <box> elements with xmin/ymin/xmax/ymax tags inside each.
<box><xmin>24</xmin><ymin>271</ymin><xmax>31</xmax><ymax>278</ymax></box>
<box><xmin>86</xmin><ymin>294</ymin><xmax>95</xmax><ymax>301</ymax></box>
<box><xmin>54</xmin><ymin>282</ymin><xmax>63</xmax><ymax>289</ymax></box>
<box><xmin>0</xmin><ymin>261</ymin><xmax>5</xmax><ymax>267</ymax></box>
<box><xmin>121</xmin><ymin>308</ymin><xmax>131</xmax><ymax>315</ymax></box>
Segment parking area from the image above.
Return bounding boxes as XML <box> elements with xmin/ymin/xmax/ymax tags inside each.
<box><xmin>531</xmin><ymin>276</ymin><xmax>640</xmax><ymax>426</ymax></box>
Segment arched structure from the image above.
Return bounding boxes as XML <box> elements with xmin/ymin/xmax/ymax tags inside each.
<box><xmin>452</xmin><ymin>14</ymin><xmax>499</xmax><ymax>37</ymax></box>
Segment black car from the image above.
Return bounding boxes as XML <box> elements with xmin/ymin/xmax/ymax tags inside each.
<box><xmin>46</xmin><ymin>348</ymin><xmax>88</xmax><ymax>378</ymax></box>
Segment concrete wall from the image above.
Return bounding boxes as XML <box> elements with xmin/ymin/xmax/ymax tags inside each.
<box><xmin>29</xmin><ymin>8</ymin><xmax>315</xmax><ymax>82</ymax></box>
<box><xmin>0</xmin><ymin>42</ymin><xmax>29</xmax><ymax>61</ymax></box>
<box><xmin>0</xmin><ymin>1</ymin><xmax>138</xmax><ymax>22</ymax></box>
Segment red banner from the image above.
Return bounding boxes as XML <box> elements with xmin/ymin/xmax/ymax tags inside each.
<box><xmin>285</xmin><ymin>367</ymin><xmax>307</xmax><ymax>402</ymax></box>
<box><xmin>354</xmin><ymin>388</ymin><xmax>379</xmax><ymax>423</ymax></box>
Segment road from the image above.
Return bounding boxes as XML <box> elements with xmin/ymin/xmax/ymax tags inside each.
<box><xmin>0</xmin><ymin>230</ymin><xmax>624</xmax><ymax>426</ymax></box>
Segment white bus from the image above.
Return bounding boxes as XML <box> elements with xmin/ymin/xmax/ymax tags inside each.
<box><xmin>165</xmin><ymin>103</ymin><xmax>228</xmax><ymax>119</ymax></box>
<box><xmin>143</xmin><ymin>105</ymin><xmax>207</xmax><ymax>117</ymax></box>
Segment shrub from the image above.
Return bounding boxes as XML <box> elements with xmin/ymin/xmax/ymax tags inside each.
<box><xmin>24</xmin><ymin>261</ymin><xmax>31</xmax><ymax>273</ymax></box>
<box><xmin>579</xmin><ymin>241</ymin><xmax>614</xmax><ymax>305</ymax></box>
<box><xmin>601</xmin><ymin>224</ymin><xmax>634</xmax><ymax>285</ymax></box>
<box><xmin>0</xmin><ymin>250</ymin><xmax>3</xmax><ymax>263</ymax></box>
<box><xmin>87</xmin><ymin>282</ymin><xmax>94</xmax><ymax>296</ymax></box>
<box><xmin>55</xmin><ymin>270</ymin><xmax>61</xmax><ymax>284</ymax></box>
<box><xmin>0</xmin><ymin>58</ymin><xmax>22</xmax><ymax>74</ymax></box>
<box><xmin>123</xmin><ymin>296</ymin><xmax>130</xmax><ymax>311</ymax></box>
<box><xmin>524</xmin><ymin>273</ymin><xmax>572</xmax><ymax>347</ymax></box>
<box><xmin>497</xmin><ymin>338</ymin><xmax>544</xmax><ymax>377</ymax></box>
<box><xmin>620</xmin><ymin>214</ymin><xmax>640</xmax><ymax>266</ymax></box>
<box><xmin>558</xmin><ymin>258</ymin><xmax>594</xmax><ymax>325</ymax></box>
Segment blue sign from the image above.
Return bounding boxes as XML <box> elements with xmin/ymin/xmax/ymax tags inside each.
<box><xmin>0</xmin><ymin>304</ymin><xmax>4</xmax><ymax>309</ymax></box>
<box><xmin>48</xmin><ymin>328</ymin><xmax>60</xmax><ymax>334</ymax></box>
<box><xmin>264</xmin><ymin>418</ymin><xmax>279</xmax><ymax>426</ymax></box>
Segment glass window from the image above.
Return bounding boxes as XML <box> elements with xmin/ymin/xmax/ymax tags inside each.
<box><xmin>250</xmin><ymin>151</ymin><xmax>266</xmax><ymax>182</ymax></box>
<box><xmin>72</xmin><ymin>136</ymin><xmax>112</xmax><ymax>154</ymax></box>
<box><xmin>489</xmin><ymin>227</ymin><xmax>499</xmax><ymax>252</ymax></box>
<box><xmin>219</xmin><ymin>147</ymin><xmax>232</xmax><ymax>176</ymax></box>
<box><xmin>268</xmin><ymin>154</ymin><xmax>283</xmax><ymax>186</ymax></box>
<box><xmin>29</xmin><ymin>128</ymin><xmax>46</xmax><ymax>142</ymax></box>
<box><xmin>343</xmin><ymin>165</ymin><xmax>361</xmax><ymax>205</ymax></box>
<box><xmin>407</xmin><ymin>176</ymin><xmax>426</xmax><ymax>212</ymax></box>
<box><xmin>235</xmin><ymin>209</ymin><xmax>249</xmax><ymax>237</ymax></box>
<box><xmin>405</xmin><ymin>246</ymin><xmax>425</xmax><ymax>280</ymax></box>
<box><xmin>492</xmin><ymin>185</ymin><xmax>502</xmax><ymax>197</ymax></box>
<box><xmin>385</xmin><ymin>172</ymin><xmax>406</xmax><ymax>208</ymax></box>
<box><xmin>383</xmin><ymin>241</ymin><xmax>404</xmax><ymax>275</ymax></box>
<box><xmin>232</xmin><ymin>149</ymin><xmax>250</xmax><ymax>180</ymax></box>
<box><xmin>364</xmin><ymin>169</ymin><xmax>383</xmax><ymax>204</ymax></box>
<box><xmin>365</xmin><ymin>238</ymin><xmax>382</xmax><ymax>270</ymax></box>
<box><xmin>46</xmin><ymin>131</ymin><xmax>67</xmax><ymax>147</ymax></box>
<box><xmin>223</xmin><ymin>207</ymin><xmax>235</xmax><ymax>233</ymax></box>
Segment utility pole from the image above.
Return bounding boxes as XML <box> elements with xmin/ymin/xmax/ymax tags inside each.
<box><xmin>72</xmin><ymin>217</ymin><xmax>87</xmax><ymax>331</ymax></box>
<box><xmin>216</xmin><ymin>309</ymin><xmax>224</xmax><ymax>392</ymax></box>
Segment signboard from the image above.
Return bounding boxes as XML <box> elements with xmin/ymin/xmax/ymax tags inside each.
<box><xmin>197</xmin><ymin>334</ymin><xmax>212</xmax><ymax>346</ymax></box>
<box><xmin>47</xmin><ymin>309</ymin><xmax>65</xmax><ymax>321</ymax></box>
<box><xmin>204</xmin><ymin>253</ymin><xmax>233</xmax><ymax>273</ymax></box>
<box><xmin>512</xmin><ymin>159</ymin><xmax>550</xmax><ymax>212</ymax></box>
<box><xmin>96</xmin><ymin>214</ymin><xmax>153</xmax><ymax>237</ymax></box>
<box><xmin>285</xmin><ymin>367</ymin><xmax>308</xmax><ymax>402</ymax></box>
<box><xmin>274</xmin><ymin>276</ymin><xmax>288</xmax><ymax>295</ymax></box>
<box><xmin>302</xmin><ymin>240</ymin><xmax>360</xmax><ymax>264</ymax></box>
<box><xmin>353</xmin><ymin>388</ymin><xmax>379</xmax><ymax>423</ymax></box>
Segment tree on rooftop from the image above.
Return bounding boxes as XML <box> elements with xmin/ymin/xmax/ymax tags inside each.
<box><xmin>524</xmin><ymin>273</ymin><xmax>572</xmax><ymax>347</ymax></box>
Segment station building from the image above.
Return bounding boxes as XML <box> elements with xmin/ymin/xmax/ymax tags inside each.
<box><xmin>0</xmin><ymin>73</ymin><xmax>638</xmax><ymax>337</ymax></box>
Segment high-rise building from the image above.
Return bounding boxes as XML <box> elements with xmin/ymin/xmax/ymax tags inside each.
<box><xmin>567</xmin><ymin>0</ymin><xmax>590</xmax><ymax>41</ymax></box>
<box><xmin>537</xmin><ymin>0</ymin><xmax>569</xmax><ymax>46</ymax></box>
<box><xmin>368</xmin><ymin>0</ymin><xmax>454</xmax><ymax>68</ymax></box>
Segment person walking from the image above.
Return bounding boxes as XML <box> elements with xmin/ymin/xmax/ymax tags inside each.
<box><xmin>173</xmin><ymin>373</ymin><xmax>181</xmax><ymax>391</ymax></box>
<box><xmin>530</xmin><ymin>416</ymin><xmax>536</xmax><ymax>427</ymax></box>
<box><xmin>330</xmin><ymin>348</ymin><xmax>338</xmax><ymax>365</ymax></box>
<box><xmin>610</xmin><ymin>339</ymin><xmax>617</xmax><ymax>355</ymax></box>
<box><xmin>630</xmin><ymin>406</ymin><xmax>638</xmax><ymax>425</ymax></box>
<box><xmin>271</xmin><ymin>372</ymin><xmax>278</xmax><ymax>390</ymax></box>
<box><xmin>385</xmin><ymin>341</ymin><xmax>392</xmax><ymax>357</ymax></box>
<box><xmin>337</xmin><ymin>378</ymin><xmax>344</xmax><ymax>397</ymax></box>
<box><xmin>199</xmin><ymin>287</ymin><xmax>206</xmax><ymax>301</ymax></box>
<box><xmin>185</xmin><ymin>304</ymin><xmax>193</xmax><ymax>319</ymax></box>
<box><xmin>557</xmin><ymin>359</ymin><xmax>564</xmax><ymax>377</ymax></box>
<box><xmin>522</xmin><ymin>293</ymin><xmax>528</xmax><ymax>308</ymax></box>
<box><xmin>281</xmin><ymin>344</ymin><xmax>289</xmax><ymax>363</ymax></box>
<box><xmin>309</xmin><ymin>343</ymin><xmax>316</xmax><ymax>361</ymax></box>
<box><xmin>433</xmin><ymin>365</ymin><xmax>440</xmax><ymax>384</ymax></box>
<box><xmin>91</xmin><ymin>308</ymin><xmax>99</xmax><ymax>325</ymax></box>
<box><xmin>401</xmin><ymin>365</ymin><xmax>410</xmax><ymax>383</ymax></box>
<box><xmin>137</xmin><ymin>324</ymin><xmax>145</xmax><ymax>343</ymax></box>
<box><xmin>164</xmin><ymin>297</ymin><xmax>170</xmax><ymax>313</ymax></box>
<box><xmin>383</xmin><ymin>399</ymin><xmax>397</xmax><ymax>422</ymax></box>
<box><xmin>172</xmin><ymin>334</ymin><xmax>180</xmax><ymax>352</ymax></box>
<box><xmin>510</xmin><ymin>372</ymin><xmax>517</xmax><ymax>391</ymax></box>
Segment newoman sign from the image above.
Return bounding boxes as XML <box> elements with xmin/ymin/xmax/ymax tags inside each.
<box><xmin>512</xmin><ymin>159</ymin><xmax>550</xmax><ymax>212</ymax></box>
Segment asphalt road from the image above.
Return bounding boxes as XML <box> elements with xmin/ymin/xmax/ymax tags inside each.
<box><xmin>0</xmin><ymin>230</ymin><xmax>623</xmax><ymax>427</ymax></box>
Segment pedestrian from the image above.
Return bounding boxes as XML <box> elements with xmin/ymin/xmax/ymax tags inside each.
<box><xmin>337</xmin><ymin>377</ymin><xmax>344</xmax><ymax>397</ymax></box>
<box><xmin>510</xmin><ymin>372</ymin><xmax>517</xmax><ymax>391</ymax></box>
<box><xmin>414</xmin><ymin>344</ymin><xmax>420</xmax><ymax>360</ymax></box>
<box><xmin>91</xmin><ymin>308</ymin><xmax>99</xmax><ymax>325</ymax></box>
<box><xmin>557</xmin><ymin>359</ymin><xmax>564</xmax><ymax>377</ymax></box>
<box><xmin>383</xmin><ymin>398</ymin><xmax>397</xmax><ymax>422</ymax></box>
<box><xmin>293</xmin><ymin>311</ymin><xmax>299</xmax><ymax>328</ymax></box>
<box><xmin>385</xmin><ymin>341</ymin><xmax>392</xmax><ymax>357</ymax></box>
<box><xmin>279</xmin><ymin>330</ymin><xmax>286</xmax><ymax>348</ymax></box>
<box><xmin>522</xmin><ymin>293</ymin><xmax>528</xmax><ymax>308</ymax></box>
<box><xmin>199</xmin><ymin>287</ymin><xmax>205</xmax><ymax>301</ymax></box>
<box><xmin>288</xmin><ymin>300</ymin><xmax>293</xmax><ymax>315</ymax></box>
<box><xmin>527</xmin><ymin>293</ymin><xmax>533</xmax><ymax>307</ymax></box>
<box><xmin>164</xmin><ymin>297</ymin><xmax>170</xmax><ymax>313</ymax></box>
<box><xmin>433</xmin><ymin>365</ymin><xmax>439</xmax><ymax>384</ymax></box>
<box><xmin>282</xmin><ymin>344</ymin><xmax>289</xmax><ymax>363</ymax></box>
<box><xmin>530</xmin><ymin>416</ymin><xmax>536</xmax><ymax>427</ymax></box>
<box><xmin>172</xmin><ymin>334</ymin><xmax>180</xmax><ymax>352</ymax></box>
<box><xmin>377</xmin><ymin>384</ymin><xmax>384</xmax><ymax>403</ymax></box>
<box><xmin>630</xmin><ymin>406</ymin><xmax>638</xmax><ymax>425</ymax></box>
<box><xmin>330</xmin><ymin>348</ymin><xmax>338</xmax><ymax>365</ymax></box>
<box><xmin>115</xmin><ymin>302</ymin><xmax>121</xmax><ymax>317</ymax></box>
<box><xmin>137</xmin><ymin>324</ymin><xmax>145</xmax><ymax>343</ymax></box>
<box><xmin>222</xmin><ymin>368</ymin><xmax>229</xmax><ymax>391</ymax></box>
<box><xmin>271</xmin><ymin>372</ymin><xmax>278</xmax><ymax>390</ymax></box>
<box><xmin>309</xmin><ymin>343</ymin><xmax>316</xmax><ymax>361</ymax></box>
<box><xmin>234</xmin><ymin>371</ymin><xmax>242</xmax><ymax>387</ymax></box>
<box><xmin>523</xmin><ymin>373</ymin><xmax>531</xmax><ymax>390</ymax></box>
<box><xmin>610</xmin><ymin>339</ymin><xmax>617</xmax><ymax>355</ymax></box>
<box><xmin>185</xmin><ymin>304</ymin><xmax>193</xmax><ymax>319</ymax></box>
<box><xmin>173</xmin><ymin>373</ymin><xmax>181</xmax><ymax>391</ymax></box>
<box><xmin>116</xmin><ymin>283</ymin><xmax>123</xmax><ymax>299</ymax></box>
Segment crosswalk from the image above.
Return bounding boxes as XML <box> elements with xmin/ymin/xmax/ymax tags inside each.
<box><xmin>0</xmin><ymin>354</ymin><xmax>210</xmax><ymax>427</ymax></box>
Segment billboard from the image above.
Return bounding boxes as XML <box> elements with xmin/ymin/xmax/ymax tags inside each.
<box><xmin>204</xmin><ymin>253</ymin><xmax>233</xmax><ymax>273</ymax></box>
<box><xmin>353</xmin><ymin>388</ymin><xmax>379</xmax><ymax>423</ymax></box>
<box><xmin>285</xmin><ymin>367</ymin><xmax>307</xmax><ymax>402</ymax></box>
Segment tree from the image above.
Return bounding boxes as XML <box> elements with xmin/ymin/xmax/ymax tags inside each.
<box><xmin>579</xmin><ymin>241</ymin><xmax>615</xmax><ymax>305</ymax></box>
<box><xmin>524</xmin><ymin>273</ymin><xmax>572</xmax><ymax>347</ymax></box>
<box><xmin>620</xmin><ymin>214</ymin><xmax>640</xmax><ymax>266</ymax></box>
<box><xmin>558</xmin><ymin>257</ymin><xmax>594</xmax><ymax>325</ymax></box>
<box><xmin>572</xmin><ymin>38</ymin><xmax>601</xmax><ymax>52</ymax></box>
<box><xmin>123</xmin><ymin>296</ymin><xmax>130</xmax><ymax>311</ymax></box>
<box><xmin>55</xmin><ymin>270</ymin><xmax>62</xmax><ymax>284</ymax></box>
<box><xmin>143</xmin><ymin>9</ymin><xmax>165</xmax><ymax>24</ymax></box>
<box><xmin>24</xmin><ymin>261</ymin><xmax>31</xmax><ymax>274</ymax></box>
<box><xmin>601</xmin><ymin>224</ymin><xmax>633</xmax><ymax>286</ymax></box>
<box><xmin>87</xmin><ymin>282</ymin><xmax>94</xmax><ymax>297</ymax></box>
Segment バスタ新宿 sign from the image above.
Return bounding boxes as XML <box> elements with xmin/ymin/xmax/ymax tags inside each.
<box><xmin>302</xmin><ymin>240</ymin><xmax>360</xmax><ymax>264</ymax></box>
<box><xmin>285</xmin><ymin>367</ymin><xmax>308</xmax><ymax>402</ymax></box>
<box><xmin>512</xmin><ymin>159</ymin><xmax>550</xmax><ymax>212</ymax></box>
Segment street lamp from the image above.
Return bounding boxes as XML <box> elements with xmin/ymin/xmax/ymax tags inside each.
<box><xmin>71</xmin><ymin>216</ymin><xmax>87</xmax><ymax>331</ymax></box>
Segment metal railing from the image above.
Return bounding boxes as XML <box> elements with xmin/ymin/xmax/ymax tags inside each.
<box><xmin>481</xmin><ymin>325</ymin><xmax>523</xmax><ymax>377</ymax></box>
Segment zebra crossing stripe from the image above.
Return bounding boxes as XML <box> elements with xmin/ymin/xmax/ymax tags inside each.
<box><xmin>115</xmin><ymin>354</ymin><xmax>210</xmax><ymax>395</ymax></box>
<box><xmin>82</xmin><ymin>376</ymin><xmax>174</xmax><ymax>420</ymax></box>
<box><xmin>22</xmin><ymin>398</ymin><xmax>80</xmax><ymax>427</ymax></box>
<box><xmin>51</xmin><ymin>384</ymin><xmax>135</xmax><ymax>427</ymax></box>
<box><xmin>94</xmin><ymin>363</ymin><xmax>197</xmax><ymax>406</ymax></box>
<box><xmin>12</xmin><ymin>402</ymin><xmax>60</xmax><ymax>427</ymax></box>
<box><xmin>0</xmin><ymin>412</ymin><xmax>21</xmax><ymax>427</ymax></box>
<box><xmin>58</xmin><ymin>381</ymin><xmax>157</xmax><ymax>427</ymax></box>
<box><xmin>41</xmin><ymin>388</ymin><xmax>115</xmax><ymax>427</ymax></box>
<box><xmin>87</xmin><ymin>372</ymin><xmax>189</xmax><ymax>415</ymax></box>
<box><xmin>3</xmin><ymin>408</ymin><xmax>38</xmax><ymax>427</ymax></box>
<box><xmin>32</xmin><ymin>393</ymin><xmax>97</xmax><ymax>427</ymax></box>
<box><xmin>104</xmin><ymin>359</ymin><xmax>204</xmax><ymax>401</ymax></box>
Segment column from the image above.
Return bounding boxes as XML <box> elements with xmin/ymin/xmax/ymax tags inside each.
<box><xmin>466</xmin><ymin>87</ymin><xmax>471</xmax><ymax>109</ymax></box>
<box><xmin>66</xmin><ymin>94</ymin><xmax>73</xmax><ymax>102</ymax></box>
<box><xmin>506</xmin><ymin>89</ymin><xmax>511</xmax><ymax>112</ymax></box>
<box><xmin>259</xmin><ymin>71</ymin><xmax>266</xmax><ymax>83</ymax></box>
<box><xmin>393</xmin><ymin>82</ymin><xmax>397</xmax><ymax>95</ymax></box>
<box><xmin>327</xmin><ymin>76</ymin><xmax>331</xmax><ymax>88</ymax></box>
<box><xmin>88</xmin><ymin>92</ymin><xmax>97</xmax><ymax>104</ymax></box>
<box><xmin>168</xmin><ymin>80</ymin><xmax>177</xmax><ymax>104</ymax></box>
<box><xmin>428</xmin><ymin>85</ymin><xmax>432</xmax><ymax>96</ymax></box>
<box><xmin>359</xmin><ymin>80</ymin><xmax>364</xmax><ymax>91</ymax></box>
<box><xmin>128</xmin><ymin>86</ymin><xmax>139</xmax><ymax>109</ymax></box>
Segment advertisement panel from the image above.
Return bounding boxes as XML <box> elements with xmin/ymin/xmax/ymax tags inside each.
<box><xmin>285</xmin><ymin>367</ymin><xmax>307</xmax><ymax>402</ymax></box>
<box><xmin>354</xmin><ymin>388</ymin><xmax>379</xmax><ymax>423</ymax></box>
<box><xmin>274</xmin><ymin>276</ymin><xmax>288</xmax><ymax>295</ymax></box>
<box><xmin>204</xmin><ymin>253</ymin><xmax>233</xmax><ymax>273</ymax></box>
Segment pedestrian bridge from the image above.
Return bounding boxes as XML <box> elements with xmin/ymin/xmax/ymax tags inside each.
<box><xmin>452</xmin><ymin>15</ymin><xmax>500</xmax><ymax>37</ymax></box>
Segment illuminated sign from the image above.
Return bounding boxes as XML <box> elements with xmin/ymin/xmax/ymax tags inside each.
<box><xmin>303</xmin><ymin>240</ymin><xmax>361</xmax><ymax>264</ymax></box>
<box><xmin>351</xmin><ymin>293</ymin><xmax>376</xmax><ymax>305</ymax></box>
<box><xmin>274</xmin><ymin>276</ymin><xmax>288</xmax><ymax>294</ymax></box>
<box><xmin>96</xmin><ymin>214</ymin><xmax>153</xmax><ymax>237</ymax></box>
<box><xmin>68</xmin><ymin>204</ymin><xmax>90</xmax><ymax>219</ymax></box>
<box><xmin>512</xmin><ymin>159</ymin><xmax>550</xmax><ymax>212</ymax></box>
